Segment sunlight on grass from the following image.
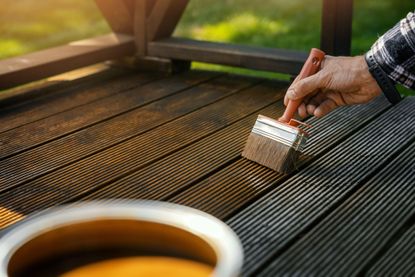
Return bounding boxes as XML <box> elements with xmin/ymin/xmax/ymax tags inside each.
<box><xmin>0</xmin><ymin>0</ymin><xmax>109</xmax><ymax>59</ymax></box>
<box><xmin>8</xmin><ymin>22</ymin><xmax>59</xmax><ymax>37</ymax></box>
<box><xmin>191</xmin><ymin>13</ymin><xmax>288</xmax><ymax>44</ymax></box>
<box><xmin>0</xmin><ymin>39</ymin><xmax>29</xmax><ymax>59</ymax></box>
<box><xmin>184</xmin><ymin>12</ymin><xmax>292</xmax><ymax>81</ymax></box>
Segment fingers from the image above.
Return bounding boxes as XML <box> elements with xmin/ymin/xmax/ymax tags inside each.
<box><xmin>306</xmin><ymin>103</ymin><xmax>316</xmax><ymax>115</ymax></box>
<box><xmin>284</xmin><ymin>75</ymin><xmax>301</xmax><ymax>106</ymax></box>
<box><xmin>298</xmin><ymin>103</ymin><xmax>308</xmax><ymax>118</ymax></box>
<box><xmin>314</xmin><ymin>98</ymin><xmax>338</xmax><ymax>118</ymax></box>
<box><xmin>306</xmin><ymin>92</ymin><xmax>325</xmax><ymax>115</ymax></box>
<box><xmin>286</xmin><ymin>71</ymin><xmax>325</xmax><ymax>101</ymax></box>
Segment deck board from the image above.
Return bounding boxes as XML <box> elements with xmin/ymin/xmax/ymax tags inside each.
<box><xmin>81</xmin><ymin>85</ymin><xmax>286</xmax><ymax>202</ymax></box>
<box><xmin>0</xmin><ymin>73</ymin><xmax>265</xmax><ymax>226</ymax></box>
<box><xmin>0</xmin><ymin>68</ymin><xmax>414</xmax><ymax>276</ymax></box>
<box><xmin>0</xmin><ymin>71</ymin><xmax>220</xmax><ymax>159</ymax></box>
<box><xmin>0</xmin><ymin>70</ymin><xmax>157</xmax><ymax>133</ymax></box>
<box><xmin>169</xmin><ymin>96</ymin><xmax>390</xmax><ymax>220</ymax></box>
<box><xmin>368</xmin><ymin>224</ymin><xmax>415</xmax><ymax>276</ymax></box>
<box><xmin>260</xmin><ymin>141</ymin><xmax>415</xmax><ymax>276</ymax></box>
<box><xmin>0</xmin><ymin>72</ymin><xmax>236</xmax><ymax>191</ymax></box>
<box><xmin>226</xmin><ymin>98</ymin><xmax>415</xmax><ymax>276</ymax></box>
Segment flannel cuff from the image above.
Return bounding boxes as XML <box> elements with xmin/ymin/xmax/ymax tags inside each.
<box><xmin>368</xmin><ymin>11</ymin><xmax>415</xmax><ymax>89</ymax></box>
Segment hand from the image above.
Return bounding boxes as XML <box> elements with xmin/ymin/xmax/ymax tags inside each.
<box><xmin>284</xmin><ymin>55</ymin><xmax>382</xmax><ymax>118</ymax></box>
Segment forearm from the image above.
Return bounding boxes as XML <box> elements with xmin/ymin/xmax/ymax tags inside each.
<box><xmin>367</xmin><ymin>11</ymin><xmax>415</xmax><ymax>89</ymax></box>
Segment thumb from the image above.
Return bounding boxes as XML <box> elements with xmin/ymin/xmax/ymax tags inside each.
<box><xmin>286</xmin><ymin>71</ymin><xmax>324</xmax><ymax>100</ymax></box>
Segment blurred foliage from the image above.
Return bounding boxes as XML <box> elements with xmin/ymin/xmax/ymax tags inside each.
<box><xmin>0</xmin><ymin>0</ymin><xmax>109</xmax><ymax>59</ymax></box>
<box><xmin>176</xmin><ymin>0</ymin><xmax>321</xmax><ymax>51</ymax></box>
<box><xmin>175</xmin><ymin>0</ymin><xmax>413</xmax><ymax>94</ymax></box>
<box><xmin>177</xmin><ymin>0</ymin><xmax>413</xmax><ymax>54</ymax></box>
<box><xmin>0</xmin><ymin>0</ymin><xmax>413</xmax><ymax>93</ymax></box>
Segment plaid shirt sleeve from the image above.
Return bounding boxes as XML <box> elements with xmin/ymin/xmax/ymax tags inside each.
<box><xmin>366</xmin><ymin>11</ymin><xmax>415</xmax><ymax>89</ymax></box>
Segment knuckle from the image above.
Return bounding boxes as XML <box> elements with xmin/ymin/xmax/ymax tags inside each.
<box><xmin>288</xmin><ymin>88</ymin><xmax>297</xmax><ymax>99</ymax></box>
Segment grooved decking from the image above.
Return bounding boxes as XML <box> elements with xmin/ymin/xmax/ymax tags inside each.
<box><xmin>1</xmin><ymin>67</ymin><xmax>414</xmax><ymax>276</ymax></box>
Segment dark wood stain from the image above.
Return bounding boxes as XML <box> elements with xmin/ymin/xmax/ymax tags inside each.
<box><xmin>0</xmin><ymin>69</ymin><xmax>414</xmax><ymax>276</ymax></box>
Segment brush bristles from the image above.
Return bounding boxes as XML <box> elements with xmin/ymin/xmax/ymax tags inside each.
<box><xmin>242</xmin><ymin>132</ymin><xmax>300</xmax><ymax>173</ymax></box>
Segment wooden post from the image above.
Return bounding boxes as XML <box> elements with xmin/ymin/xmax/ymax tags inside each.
<box><xmin>133</xmin><ymin>0</ymin><xmax>149</xmax><ymax>55</ymax></box>
<box><xmin>147</xmin><ymin>0</ymin><xmax>189</xmax><ymax>41</ymax></box>
<box><xmin>320</xmin><ymin>0</ymin><xmax>353</xmax><ymax>56</ymax></box>
<box><xmin>94</xmin><ymin>0</ymin><xmax>133</xmax><ymax>34</ymax></box>
<box><xmin>95</xmin><ymin>0</ymin><xmax>190</xmax><ymax>73</ymax></box>
<box><xmin>96</xmin><ymin>0</ymin><xmax>188</xmax><ymax>55</ymax></box>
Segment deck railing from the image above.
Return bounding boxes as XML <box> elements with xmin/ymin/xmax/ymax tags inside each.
<box><xmin>0</xmin><ymin>0</ymin><xmax>353</xmax><ymax>90</ymax></box>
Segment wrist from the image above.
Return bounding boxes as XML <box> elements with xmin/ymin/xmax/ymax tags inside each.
<box><xmin>357</xmin><ymin>55</ymin><xmax>382</xmax><ymax>93</ymax></box>
<box><xmin>364</xmin><ymin>51</ymin><xmax>402</xmax><ymax>104</ymax></box>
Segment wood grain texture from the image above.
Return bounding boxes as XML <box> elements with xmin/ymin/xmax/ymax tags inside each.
<box><xmin>169</xmin><ymin>97</ymin><xmax>390</xmax><ymax>220</ymax></box>
<box><xmin>0</xmin><ymin>74</ymin><xmax>261</xmax><ymax>227</ymax></box>
<box><xmin>82</xmin><ymin>81</ymin><xmax>286</xmax><ymax>201</ymax></box>
<box><xmin>228</xmin><ymin>98</ymin><xmax>414</xmax><ymax>276</ymax></box>
<box><xmin>0</xmin><ymin>64</ymin><xmax>118</xmax><ymax>108</ymax></box>
<box><xmin>0</xmin><ymin>69</ymin><xmax>413</xmax><ymax>276</ymax></box>
<box><xmin>0</xmin><ymin>73</ymin><xmax>249</xmax><ymax>192</ymax></box>
<box><xmin>367</xmin><ymin>224</ymin><xmax>415</xmax><ymax>277</ymax></box>
<box><xmin>260</xmin><ymin>141</ymin><xmax>415</xmax><ymax>276</ymax></box>
<box><xmin>0</xmin><ymin>71</ymin><xmax>219</xmax><ymax>160</ymax></box>
<box><xmin>149</xmin><ymin>38</ymin><xmax>308</xmax><ymax>75</ymax></box>
<box><xmin>0</xmin><ymin>71</ymin><xmax>159</xmax><ymax>133</ymax></box>
<box><xmin>0</xmin><ymin>34</ymin><xmax>135</xmax><ymax>90</ymax></box>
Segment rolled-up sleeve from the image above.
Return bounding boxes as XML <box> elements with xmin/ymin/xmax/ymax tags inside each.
<box><xmin>366</xmin><ymin>11</ymin><xmax>415</xmax><ymax>89</ymax></box>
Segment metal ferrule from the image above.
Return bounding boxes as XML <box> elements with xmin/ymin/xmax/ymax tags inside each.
<box><xmin>252</xmin><ymin>115</ymin><xmax>308</xmax><ymax>151</ymax></box>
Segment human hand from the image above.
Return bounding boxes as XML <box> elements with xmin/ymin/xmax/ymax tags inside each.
<box><xmin>284</xmin><ymin>55</ymin><xmax>382</xmax><ymax>118</ymax></box>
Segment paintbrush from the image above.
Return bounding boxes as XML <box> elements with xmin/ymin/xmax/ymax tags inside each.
<box><xmin>242</xmin><ymin>48</ymin><xmax>325</xmax><ymax>173</ymax></box>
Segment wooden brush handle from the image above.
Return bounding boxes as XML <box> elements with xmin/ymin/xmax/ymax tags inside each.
<box><xmin>279</xmin><ymin>48</ymin><xmax>325</xmax><ymax>123</ymax></box>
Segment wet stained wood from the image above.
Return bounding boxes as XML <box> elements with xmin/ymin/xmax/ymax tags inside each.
<box><xmin>0</xmin><ymin>70</ymin><xmax>159</xmax><ymax>133</ymax></box>
<box><xmin>0</xmin><ymin>64</ymin><xmax>125</xmax><ymax>109</ymax></box>
<box><xmin>169</xmin><ymin>96</ymin><xmax>390</xmax><ymax>219</ymax></box>
<box><xmin>0</xmin><ymin>78</ymin><xmax>279</xmax><ymax>227</ymax></box>
<box><xmin>0</xmin><ymin>71</ymin><xmax>220</xmax><ymax>159</ymax></box>
<box><xmin>79</xmin><ymin>82</ymin><xmax>287</xmax><ymax>201</ymax></box>
<box><xmin>227</xmin><ymin>98</ymin><xmax>415</xmax><ymax>276</ymax></box>
<box><xmin>0</xmin><ymin>69</ymin><xmax>414</xmax><ymax>276</ymax></box>
<box><xmin>0</xmin><ymin>73</ymin><xmax>256</xmax><ymax>193</ymax></box>
<box><xmin>82</xmin><ymin>102</ymin><xmax>286</xmax><ymax>202</ymax></box>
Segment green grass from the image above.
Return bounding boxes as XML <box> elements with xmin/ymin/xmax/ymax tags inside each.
<box><xmin>0</xmin><ymin>0</ymin><xmax>109</xmax><ymax>59</ymax></box>
<box><xmin>0</xmin><ymin>0</ymin><xmax>413</xmax><ymax>94</ymax></box>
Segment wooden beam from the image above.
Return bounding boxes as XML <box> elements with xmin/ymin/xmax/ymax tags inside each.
<box><xmin>147</xmin><ymin>0</ymin><xmax>189</xmax><ymax>41</ymax></box>
<box><xmin>133</xmin><ymin>0</ymin><xmax>147</xmax><ymax>55</ymax></box>
<box><xmin>95</xmin><ymin>0</ymin><xmax>133</xmax><ymax>34</ymax></box>
<box><xmin>148</xmin><ymin>37</ymin><xmax>308</xmax><ymax>75</ymax></box>
<box><xmin>133</xmin><ymin>0</ymin><xmax>157</xmax><ymax>55</ymax></box>
<box><xmin>320</xmin><ymin>0</ymin><xmax>354</xmax><ymax>56</ymax></box>
<box><xmin>0</xmin><ymin>34</ymin><xmax>135</xmax><ymax>90</ymax></box>
<box><xmin>123</xmin><ymin>0</ymin><xmax>157</xmax><ymax>15</ymax></box>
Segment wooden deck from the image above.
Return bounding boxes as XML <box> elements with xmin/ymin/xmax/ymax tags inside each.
<box><xmin>1</xmin><ymin>67</ymin><xmax>414</xmax><ymax>276</ymax></box>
